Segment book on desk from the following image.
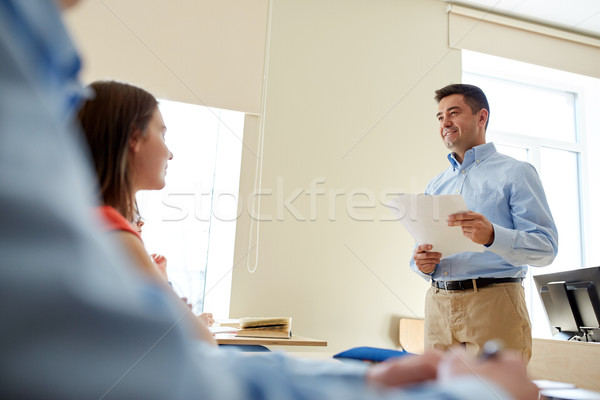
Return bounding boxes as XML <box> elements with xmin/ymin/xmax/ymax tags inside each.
<box><xmin>214</xmin><ymin>317</ymin><xmax>292</xmax><ymax>339</ymax></box>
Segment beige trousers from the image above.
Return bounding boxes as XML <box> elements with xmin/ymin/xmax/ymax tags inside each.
<box><xmin>424</xmin><ymin>282</ymin><xmax>532</xmax><ymax>361</ymax></box>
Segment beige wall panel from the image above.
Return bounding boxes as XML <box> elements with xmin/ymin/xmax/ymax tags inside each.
<box><xmin>231</xmin><ymin>0</ymin><xmax>459</xmax><ymax>353</ymax></box>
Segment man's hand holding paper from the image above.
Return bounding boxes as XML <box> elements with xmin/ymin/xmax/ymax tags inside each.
<box><xmin>386</xmin><ymin>194</ymin><xmax>485</xmax><ymax>259</ymax></box>
<box><xmin>447</xmin><ymin>211</ymin><xmax>495</xmax><ymax>246</ymax></box>
<box><xmin>413</xmin><ymin>244</ymin><xmax>441</xmax><ymax>275</ymax></box>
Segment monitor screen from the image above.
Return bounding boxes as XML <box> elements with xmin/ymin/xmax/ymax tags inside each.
<box><xmin>533</xmin><ymin>266</ymin><xmax>600</xmax><ymax>342</ymax></box>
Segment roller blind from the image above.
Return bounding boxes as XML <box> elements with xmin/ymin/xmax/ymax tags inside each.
<box><xmin>448</xmin><ymin>4</ymin><xmax>600</xmax><ymax>79</ymax></box>
<box><xmin>65</xmin><ymin>0</ymin><xmax>269</xmax><ymax>114</ymax></box>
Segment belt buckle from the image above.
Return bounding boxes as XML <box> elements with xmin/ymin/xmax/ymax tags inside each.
<box><xmin>443</xmin><ymin>281</ymin><xmax>449</xmax><ymax>292</ymax></box>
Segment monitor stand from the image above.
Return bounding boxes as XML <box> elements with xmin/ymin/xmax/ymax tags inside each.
<box><xmin>578</xmin><ymin>328</ymin><xmax>600</xmax><ymax>343</ymax></box>
<box><xmin>558</xmin><ymin>328</ymin><xmax>600</xmax><ymax>343</ymax></box>
<box><xmin>553</xmin><ymin>331</ymin><xmax>578</xmax><ymax>341</ymax></box>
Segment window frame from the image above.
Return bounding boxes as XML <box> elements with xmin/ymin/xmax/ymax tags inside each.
<box><xmin>461</xmin><ymin>50</ymin><xmax>600</xmax><ymax>337</ymax></box>
<box><xmin>137</xmin><ymin>99</ymin><xmax>245</xmax><ymax>319</ymax></box>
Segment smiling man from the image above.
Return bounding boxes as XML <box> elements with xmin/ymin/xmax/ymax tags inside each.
<box><xmin>410</xmin><ymin>84</ymin><xmax>559</xmax><ymax>361</ymax></box>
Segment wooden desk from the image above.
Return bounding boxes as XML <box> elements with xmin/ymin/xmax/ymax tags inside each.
<box><xmin>529</xmin><ymin>338</ymin><xmax>600</xmax><ymax>392</ymax></box>
<box><xmin>214</xmin><ymin>333</ymin><xmax>327</xmax><ymax>347</ymax></box>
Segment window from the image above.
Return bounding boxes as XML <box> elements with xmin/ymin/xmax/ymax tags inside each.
<box><xmin>137</xmin><ymin>99</ymin><xmax>244</xmax><ymax>318</ymax></box>
<box><xmin>462</xmin><ymin>50</ymin><xmax>600</xmax><ymax>338</ymax></box>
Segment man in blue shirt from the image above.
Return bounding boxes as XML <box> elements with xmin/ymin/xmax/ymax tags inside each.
<box><xmin>0</xmin><ymin>1</ymin><xmax>539</xmax><ymax>399</ymax></box>
<box><xmin>411</xmin><ymin>84</ymin><xmax>558</xmax><ymax>361</ymax></box>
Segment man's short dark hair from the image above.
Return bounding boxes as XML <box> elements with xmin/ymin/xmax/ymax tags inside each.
<box><xmin>435</xmin><ymin>84</ymin><xmax>490</xmax><ymax>129</ymax></box>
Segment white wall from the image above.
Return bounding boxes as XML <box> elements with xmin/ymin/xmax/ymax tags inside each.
<box><xmin>230</xmin><ymin>0</ymin><xmax>458</xmax><ymax>353</ymax></box>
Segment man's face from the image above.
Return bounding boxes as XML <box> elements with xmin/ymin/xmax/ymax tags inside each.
<box><xmin>436</xmin><ymin>94</ymin><xmax>485</xmax><ymax>159</ymax></box>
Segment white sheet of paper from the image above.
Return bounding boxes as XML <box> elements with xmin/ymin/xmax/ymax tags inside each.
<box><xmin>209</xmin><ymin>326</ymin><xmax>239</xmax><ymax>334</ymax></box>
<box><xmin>386</xmin><ymin>194</ymin><xmax>484</xmax><ymax>258</ymax></box>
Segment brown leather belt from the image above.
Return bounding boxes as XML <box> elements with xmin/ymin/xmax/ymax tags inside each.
<box><xmin>431</xmin><ymin>277</ymin><xmax>523</xmax><ymax>291</ymax></box>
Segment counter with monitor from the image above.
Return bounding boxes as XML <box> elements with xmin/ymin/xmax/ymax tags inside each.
<box><xmin>534</xmin><ymin>266</ymin><xmax>600</xmax><ymax>342</ymax></box>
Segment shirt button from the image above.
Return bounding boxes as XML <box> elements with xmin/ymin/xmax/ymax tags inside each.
<box><xmin>476</xmin><ymin>160</ymin><xmax>480</xmax><ymax>163</ymax></box>
<box><xmin>444</xmin><ymin>272</ymin><xmax>448</xmax><ymax>276</ymax></box>
<box><xmin>455</xmin><ymin>189</ymin><xmax>459</xmax><ymax>193</ymax></box>
<box><xmin>461</xmin><ymin>170</ymin><xmax>466</xmax><ymax>174</ymax></box>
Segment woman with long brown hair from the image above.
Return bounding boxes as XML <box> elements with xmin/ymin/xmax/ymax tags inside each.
<box><xmin>78</xmin><ymin>80</ymin><xmax>215</xmax><ymax>344</ymax></box>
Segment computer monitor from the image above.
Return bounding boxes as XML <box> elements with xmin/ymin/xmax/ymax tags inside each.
<box><xmin>533</xmin><ymin>266</ymin><xmax>600</xmax><ymax>342</ymax></box>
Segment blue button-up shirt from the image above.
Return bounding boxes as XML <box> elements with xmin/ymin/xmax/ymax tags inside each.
<box><xmin>410</xmin><ymin>143</ymin><xmax>558</xmax><ymax>281</ymax></box>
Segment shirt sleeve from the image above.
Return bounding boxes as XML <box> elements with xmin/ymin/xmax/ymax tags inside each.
<box><xmin>486</xmin><ymin>163</ymin><xmax>558</xmax><ymax>267</ymax></box>
<box><xmin>185</xmin><ymin>345</ymin><xmax>516</xmax><ymax>400</ymax></box>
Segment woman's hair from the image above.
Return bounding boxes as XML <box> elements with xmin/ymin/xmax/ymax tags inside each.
<box><xmin>78</xmin><ymin>81</ymin><xmax>158</xmax><ymax>222</ymax></box>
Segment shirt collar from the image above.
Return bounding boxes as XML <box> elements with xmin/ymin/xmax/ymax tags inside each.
<box><xmin>447</xmin><ymin>142</ymin><xmax>497</xmax><ymax>171</ymax></box>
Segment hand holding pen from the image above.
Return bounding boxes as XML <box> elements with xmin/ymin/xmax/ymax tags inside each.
<box><xmin>438</xmin><ymin>340</ymin><xmax>539</xmax><ymax>400</ymax></box>
<box><xmin>479</xmin><ymin>339</ymin><xmax>504</xmax><ymax>361</ymax></box>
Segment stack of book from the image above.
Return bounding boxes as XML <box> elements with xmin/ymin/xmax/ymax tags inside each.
<box><xmin>235</xmin><ymin>317</ymin><xmax>292</xmax><ymax>339</ymax></box>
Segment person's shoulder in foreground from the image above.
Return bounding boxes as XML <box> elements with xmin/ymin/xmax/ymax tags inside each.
<box><xmin>0</xmin><ymin>1</ymin><xmax>537</xmax><ymax>399</ymax></box>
